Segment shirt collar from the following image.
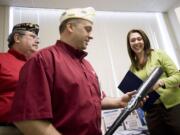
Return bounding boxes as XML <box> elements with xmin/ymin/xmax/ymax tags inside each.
<box><xmin>8</xmin><ymin>49</ymin><xmax>27</xmax><ymax>61</ymax></box>
<box><xmin>57</xmin><ymin>40</ymin><xmax>88</xmax><ymax>60</ymax></box>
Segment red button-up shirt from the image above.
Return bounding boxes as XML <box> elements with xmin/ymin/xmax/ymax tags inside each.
<box><xmin>11</xmin><ymin>40</ymin><xmax>102</xmax><ymax>135</ymax></box>
<box><xmin>0</xmin><ymin>49</ymin><xmax>26</xmax><ymax>122</ymax></box>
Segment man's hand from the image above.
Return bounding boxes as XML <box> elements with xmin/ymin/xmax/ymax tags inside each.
<box><xmin>120</xmin><ymin>90</ymin><xmax>149</xmax><ymax>108</ymax></box>
<box><xmin>101</xmin><ymin>90</ymin><xmax>148</xmax><ymax>110</ymax></box>
<box><xmin>119</xmin><ymin>90</ymin><xmax>137</xmax><ymax>107</ymax></box>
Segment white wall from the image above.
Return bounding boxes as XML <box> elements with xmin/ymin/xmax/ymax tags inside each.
<box><xmin>0</xmin><ymin>6</ymin><xmax>9</xmax><ymax>51</ymax></box>
<box><xmin>7</xmin><ymin>7</ymin><xmax>180</xmax><ymax>97</ymax></box>
<box><xmin>168</xmin><ymin>1</ymin><xmax>180</xmax><ymax>47</ymax></box>
<box><xmin>166</xmin><ymin>2</ymin><xmax>180</xmax><ymax>68</ymax></box>
<box><xmin>0</xmin><ymin>6</ymin><xmax>4</xmax><ymax>51</ymax></box>
<box><xmin>0</xmin><ymin>6</ymin><xmax>5</xmax><ymax>51</ymax></box>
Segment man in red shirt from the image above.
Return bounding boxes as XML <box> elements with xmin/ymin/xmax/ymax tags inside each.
<box><xmin>10</xmin><ymin>8</ymin><xmax>137</xmax><ymax>135</ymax></box>
<box><xmin>0</xmin><ymin>22</ymin><xmax>39</xmax><ymax>134</ymax></box>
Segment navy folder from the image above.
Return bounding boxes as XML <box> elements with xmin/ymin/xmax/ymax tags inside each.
<box><xmin>118</xmin><ymin>71</ymin><xmax>143</xmax><ymax>93</ymax></box>
<box><xmin>118</xmin><ymin>70</ymin><xmax>160</xmax><ymax>111</ymax></box>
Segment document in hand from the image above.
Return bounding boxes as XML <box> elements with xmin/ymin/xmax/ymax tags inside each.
<box><xmin>118</xmin><ymin>70</ymin><xmax>160</xmax><ymax>111</ymax></box>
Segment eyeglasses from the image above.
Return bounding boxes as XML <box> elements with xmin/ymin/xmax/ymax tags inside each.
<box><xmin>21</xmin><ymin>32</ymin><xmax>38</xmax><ymax>40</ymax></box>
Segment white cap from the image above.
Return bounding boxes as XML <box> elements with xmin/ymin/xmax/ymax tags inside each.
<box><xmin>60</xmin><ymin>7</ymin><xmax>96</xmax><ymax>25</ymax></box>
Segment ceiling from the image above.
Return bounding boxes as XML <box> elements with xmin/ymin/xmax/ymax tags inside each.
<box><xmin>0</xmin><ymin>0</ymin><xmax>179</xmax><ymax>12</ymax></box>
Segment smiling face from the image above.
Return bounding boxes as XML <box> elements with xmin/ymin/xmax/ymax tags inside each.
<box><xmin>13</xmin><ymin>31</ymin><xmax>39</xmax><ymax>59</ymax></box>
<box><xmin>19</xmin><ymin>31</ymin><xmax>39</xmax><ymax>53</ymax></box>
<box><xmin>126</xmin><ymin>29</ymin><xmax>152</xmax><ymax>69</ymax></box>
<box><xmin>129</xmin><ymin>32</ymin><xmax>145</xmax><ymax>55</ymax></box>
<box><xmin>69</xmin><ymin>19</ymin><xmax>93</xmax><ymax>50</ymax></box>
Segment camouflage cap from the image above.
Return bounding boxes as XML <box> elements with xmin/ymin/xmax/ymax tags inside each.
<box><xmin>12</xmin><ymin>23</ymin><xmax>39</xmax><ymax>35</ymax></box>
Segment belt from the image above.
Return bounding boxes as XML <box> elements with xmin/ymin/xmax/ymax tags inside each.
<box><xmin>0</xmin><ymin>122</ymin><xmax>15</xmax><ymax>127</ymax></box>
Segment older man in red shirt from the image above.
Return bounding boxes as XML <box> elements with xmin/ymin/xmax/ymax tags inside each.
<box><xmin>0</xmin><ymin>22</ymin><xmax>39</xmax><ymax>135</ymax></box>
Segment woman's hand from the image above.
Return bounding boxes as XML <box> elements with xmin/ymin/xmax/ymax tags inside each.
<box><xmin>153</xmin><ymin>80</ymin><xmax>165</xmax><ymax>90</ymax></box>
